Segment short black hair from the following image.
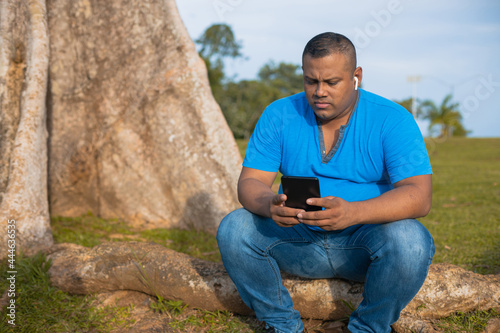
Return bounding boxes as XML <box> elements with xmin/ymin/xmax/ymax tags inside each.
<box><xmin>302</xmin><ymin>32</ymin><xmax>357</xmax><ymax>71</ymax></box>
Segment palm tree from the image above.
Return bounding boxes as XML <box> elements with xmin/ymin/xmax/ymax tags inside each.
<box><xmin>421</xmin><ymin>94</ymin><xmax>469</xmax><ymax>137</ymax></box>
<box><xmin>394</xmin><ymin>97</ymin><xmax>423</xmax><ymax>118</ymax></box>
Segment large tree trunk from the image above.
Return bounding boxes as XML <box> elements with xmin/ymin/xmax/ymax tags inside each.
<box><xmin>47</xmin><ymin>242</ymin><xmax>500</xmax><ymax>330</ymax></box>
<box><xmin>0</xmin><ymin>0</ymin><xmax>52</xmax><ymax>257</ymax></box>
<box><xmin>46</xmin><ymin>0</ymin><xmax>241</xmax><ymax>233</ymax></box>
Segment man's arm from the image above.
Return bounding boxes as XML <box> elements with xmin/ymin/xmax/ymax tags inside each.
<box><xmin>297</xmin><ymin>174</ymin><xmax>432</xmax><ymax>231</ymax></box>
<box><xmin>238</xmin><ymin>167</ymin><xmax>304</xmax><ymax>227</ymax></box>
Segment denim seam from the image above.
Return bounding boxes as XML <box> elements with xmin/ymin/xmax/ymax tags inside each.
<box><xmin>264</xmin><ymin>238</ymin><xmax>312</xmax><ymax>252</ymax></box>
<box><xmin>265</xmin><ymin>255</ymin><xmax>284</xmax><ymax>306</ymax></box>
<box><xmin>264</xmin><ymin>238</ymin><xmax>314</xmax><ymax>307</ymax></box>
<box><xmin>347</xmin><ymin>263</ymin><xmax>373</xmax><ymax>332</ymax></box>
<box><xmin>293</xmin><ymin>320</ymin><xmax>302</xmax><ymax>333</ymax></box>
<box><xmin>363</xmin><ymin>259</ymin><xmax>374</xmax><ymax>305</ymax></box>
<box><xmin>325</xmin><ymin>245</ymin><xmax>375</xmax><ymax>256</ymax></box>
<box><xmin>428</xmin><ymin>236</ymin><xmax>435</xmax><ymax>266</ymax></box>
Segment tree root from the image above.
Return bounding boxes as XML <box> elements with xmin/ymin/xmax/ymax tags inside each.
<box><xmin>46</xmin><ymin>242</ymin><xmax>499</xmax><ymax>330</ymax></box>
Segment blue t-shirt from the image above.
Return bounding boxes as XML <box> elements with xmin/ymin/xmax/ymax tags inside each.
<box><xmin>243</xmin><ymin>89</ymin><xmax>432</xmax><ymax>204</ymax></box>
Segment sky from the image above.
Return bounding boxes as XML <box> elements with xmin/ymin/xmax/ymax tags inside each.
<box><xmin>176</xmin><ymin>0</ymin><xmax>500</xmax><ymax>137</ymax></box>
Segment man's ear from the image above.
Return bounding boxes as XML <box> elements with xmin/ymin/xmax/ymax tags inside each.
<box><xmin>354</xmin><ymin>67</ymin><xmax>363</xmax><ymax>89</ymax></box>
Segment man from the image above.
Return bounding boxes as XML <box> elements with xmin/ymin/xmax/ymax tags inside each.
<box><xmin>217</xmin><ymin>32</ymin><xmax>435</xmax><ymax>333</ymax></box>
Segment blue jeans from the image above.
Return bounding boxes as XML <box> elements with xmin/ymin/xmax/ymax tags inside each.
<box><xmin>216</xmin><ymin>208</ymin><xmax>435</xmax><ymax>333</ymax></box>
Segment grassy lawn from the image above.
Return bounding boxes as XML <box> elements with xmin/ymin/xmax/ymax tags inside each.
<box><xmin>1</xmin><ymin>137</ymin><xmax>498</xmax><ymax>332</ymax></box>
<box><xmin>421</xmin><ymin>137</ymin><xmax>500</xmax><ymax>274</ymax></box>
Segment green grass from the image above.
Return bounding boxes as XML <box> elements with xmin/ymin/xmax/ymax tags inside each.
<box><xmin>51</xmin><ymin>214</ymin><xmax>137</xmax><ymax>248</ymax></box>
<box><xmin>149</xmin><ymin>297</ymin><xmax>262</xmax><ymax>333</ymax></box>
<box><xmin>51</xmin><ymin>213</ymin><xmax>222</xmax><ymax>262</ymax></box>
<box><xmin>434</xmin><ymin>308</ymin><xmax>498</xmax><ymax>333</ymax></box>
<box><xmin>421</xmin><ymin>138</ymin><xmax>500</xmax><ymax>274</ymax></box>
<box><xmin>0</xmin><ymin>253</ymin><xmax>134</xmax><ymax>333</ymax></box>
<box><xmin>140</xmin><ymin>228</ymin><xmax>221</xmax><ymax>262</ymax></box>
<box><xmin>167</xmin><ymin>309</ymin><xmax>261</xmax><ymax>332</ymax></box>
<box><xmin>235</xmin><ymin>138</ymin><xmax>248</xmax><ymax>158</ymax></box>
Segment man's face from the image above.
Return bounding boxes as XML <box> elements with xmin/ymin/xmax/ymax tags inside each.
<box><xmin>302</xmin><ymin>53</ymin><xmax>360</xmax><ymax>123</ymax></box>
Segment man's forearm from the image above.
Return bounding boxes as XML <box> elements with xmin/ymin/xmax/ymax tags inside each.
<box><xmin>351</xmin><ymin>183</ymin><xmax>432</xmax><ymax>225</ymax></box>
<box><xmin>238</xmin><ymin>178</ymin><xmax>276</xmax><ymax>218</ymax></box>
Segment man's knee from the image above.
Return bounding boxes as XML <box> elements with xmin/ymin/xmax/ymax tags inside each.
<box><xmin>218</xmin><ymin>208</ymin><xmax>247</xmax><ymax>238</ymax></box>
<box><xmin>380</xmin><ymin>219</ymin><xmax>435</xmax><ymax>269</ymax></box>
<box><xmin>217</xmin><ymin>208</ymin><xmax>253</xmax><ymax>253</ymax></box>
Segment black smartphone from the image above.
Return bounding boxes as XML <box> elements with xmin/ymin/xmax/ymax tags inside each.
<box><xmin>281</xmin><ymin>176</ymin><xmax>322</xmax><ymax>211</ymax></box>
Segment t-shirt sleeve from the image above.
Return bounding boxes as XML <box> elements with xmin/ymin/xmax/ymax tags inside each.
<box><xmin>242</xmin><ymin>104</ymin><xmax>282</xmax><ymax>172</ymax></box>
<box><xmin>383</xmin><ymin>110</ymin><xmax>432</xmax><ymax>184</ymax></box>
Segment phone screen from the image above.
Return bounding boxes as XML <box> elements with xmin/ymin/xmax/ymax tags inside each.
<box><xmin>281</xmin><ymin>176</ymin><xmax>322</xmax><ymax>211</ymax></box>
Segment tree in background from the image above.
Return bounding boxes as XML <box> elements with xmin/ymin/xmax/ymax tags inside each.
<box><xmin>395</xmin><ymin>95</ymin><xmax>469</xmax><ymax>137</ymax></box>
<box><xmin>258</xmin><ymin>61</ymin><xmax>303</xmax><ymax>96</ymax></box>
<box><xmin>219</xmin><ymin>62</ymin><xmax>303</xmax><ymax>139</ymax></box>
<box><xmin>394</xmin><ymin>97</ymin><xmax>423</xmax><ymax>118</ymax></box>
<box><xmin>421</xmin><ymin>94</ymin><xmax>469</xmax><ymax>137</ymax></box>
<box><xmin>196</xmin><ymin>25</ymin><xmax>303</xmax><ymax>139</ymax></box>
<box><xmin>218</xmin><ymin>79</ymin><xmax>276</xmax><ymax>139</ymax></box>
<box><xmin>195</xmin><ymin>24</ymin><xmax>243</xmax><ymax>101</ymax></box>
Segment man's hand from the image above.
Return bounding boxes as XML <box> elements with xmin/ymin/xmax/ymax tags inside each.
<box><xmin>296</xmin><ymin>196</ymin><xmax>358</xmax><ymax>231</ymax></box>
<box><xmin>295</xmin><ymin>174</ymin><xmax>432</xmax><ymax>230</ymax></box>
<box><xmin>269</xmin><ymin>194</ymin><xmax>305</xmax><ymax>227</ymax></box>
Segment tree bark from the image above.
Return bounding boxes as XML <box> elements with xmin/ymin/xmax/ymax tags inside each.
<box><xmin>46</xmin><ymin>0</ymin><xmax>241</xmax><ymax>233</ymax></box>
<box><xmin>47</xmin><ymin>242</ymin><xmax>500</xmax><ymax>329</ymax></box>
<box><xmin>0</xmin><ymin>0</ymin><xmax>52</xmax><ymax>258</ymax></box>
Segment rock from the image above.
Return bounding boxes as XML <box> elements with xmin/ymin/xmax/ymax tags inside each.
<box><xmin>93</xmin><ymin>290</ymin><xmax>176</xmax><ymax>333</ymax></box>
<box><xmin>46</xmin><ymin>241</ymin><xmax>500</xmax><ymax>324</ymax></box>
<box><xmin>47</xmin><ymin>242</ymin><xmax>253</xmax><ymax>315</ymax></box>
<box><xmin>46</xmin><ymin>0</ymin><xmax>241</xmax><ymax>233</ymax></box>
<box><xmin>401</xmin><ymin>263</ymin><xmax>500</xmax><ymax>319</ymax></box>
<box><xmin>46</xmin><ymin>242</ymin><xmax>360</xmax><ymax>319</ymax></box>
<box><xmin>321</xmin><ymin>320</ymin><xmax>348</xmax><ymax>333</ymax></box>
<box><xmin>482</xmin><ymin>318</ymin><xmax>500</xmax><ymax>333</ymax></box>
<box><xmin>0</xmin><ymin>0</ymin><xmax>53</xmax><ymax>258</ymax></box>
<box><xmin>393</xmin><ymin>263</ymin><xmax>500</xmax><ymax>331</ymax></box>
<box><xmin>392</xmin><ymin>316</ymin><xmax>438</xmax><ymax>333</ymax></box>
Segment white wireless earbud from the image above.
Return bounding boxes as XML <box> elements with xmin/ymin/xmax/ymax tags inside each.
<box><xmin>354</xmin><ymin>77</ymin><xmax>359</xmax><ymax>90</ymax></box>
